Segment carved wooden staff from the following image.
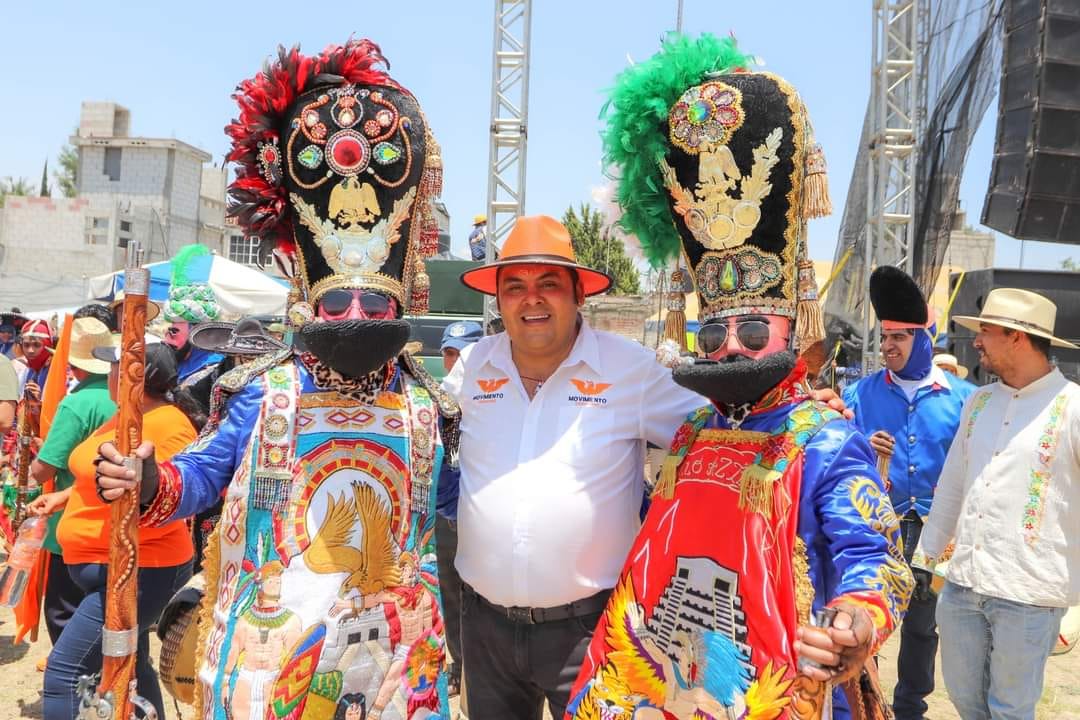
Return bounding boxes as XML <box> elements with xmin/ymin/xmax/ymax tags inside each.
<box><xmin>12</xmin><ymin>386</ymin><xmax>41</xmax><ymax>530</ymax></box>
<box><xmin>97</xmin><ymin>244</ymin><xmax>149</xmax><ymax>718</ymax></box>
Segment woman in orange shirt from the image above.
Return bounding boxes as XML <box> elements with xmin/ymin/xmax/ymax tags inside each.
<box><xmin>45</xmin><ymin>341</ymin><xmax>205</xmax><ymax>719</ymax></box>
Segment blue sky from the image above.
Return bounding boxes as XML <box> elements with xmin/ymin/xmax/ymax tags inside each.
<box><xmin>2</xmin><ymin>1</ymin><xmax>1074</xmax><ymax>270</ymax></box>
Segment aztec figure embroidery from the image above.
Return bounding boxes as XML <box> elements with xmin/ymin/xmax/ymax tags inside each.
<box><xmin>570</xmin><ymin>565</ymin><xmax>802</xmax><ymax>720</ymax></box>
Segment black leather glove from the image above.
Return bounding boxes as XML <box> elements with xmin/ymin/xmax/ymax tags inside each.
<box><xmin>139</xmin><ymin>456</ymin><xmax>161</xmax><ymax>508</ymax></box>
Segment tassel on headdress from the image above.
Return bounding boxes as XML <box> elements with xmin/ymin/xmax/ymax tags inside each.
<box><xmin>796</xmin><ymin>257</ymin><xmax>826</xmax><ymax>354</ymax></box>
<box><xmin>802</xmin><ymin>142</ymin><xmax>832</xmax><ymax>220</ymax></box>
<box><xmin>663</xmin><ymin>268</ymin><xmax>689</xmax><ymax>352</ymax></box>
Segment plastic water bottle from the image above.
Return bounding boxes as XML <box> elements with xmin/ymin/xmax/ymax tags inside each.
<box><xmin>0</xmin><ymin>515</ymin><xmax>45</xmax><ymax>607</ymax></box>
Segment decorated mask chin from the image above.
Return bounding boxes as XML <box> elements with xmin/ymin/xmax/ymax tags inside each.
<box><xmin>673</xmin><ymin>350</ymin><xmax>797</xmax><ymax>407</ymax></box>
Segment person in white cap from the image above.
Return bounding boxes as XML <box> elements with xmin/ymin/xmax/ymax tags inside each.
<box><xmin>914</xmin><ymin>288</ymin><xmax>1080</xmax><ymax>720</ymax></box>
<box><xmin>932</xmin><ymin>352</ymin><xmax>969</xmax><ymax>380</ymax></box>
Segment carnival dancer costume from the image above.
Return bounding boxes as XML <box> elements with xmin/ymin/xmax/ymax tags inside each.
<box><xmin>841</xmin><ymin>266</ymin><xmax>975</xmax><ymax>719</ymax></box>
<box><xmin>135</xmin><ymin>39</ymin><xmax>457</xmax><ymax>720</ymax></box>
<box><xmin>565</xmin><ymin>35</ymin><xmax>912</xmax><ymax>720</ymax></box>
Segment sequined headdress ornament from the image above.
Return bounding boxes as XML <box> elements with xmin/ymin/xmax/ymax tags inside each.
<box><xmin>162</xmin><ymin>244</ymin><xmax>222</xmax><ymax>323</ymax></box>
<box><xmin>226</xmin><ymin>40</ymin><xmax>442</xmax><ymax>319</ymax></box>
<box><xmin>603</xmin><ymin>33</ymin><xmax>831</xmax><ymax>352</ymax></box>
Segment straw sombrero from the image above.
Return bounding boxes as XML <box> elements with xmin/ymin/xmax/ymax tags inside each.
<box><xmin>953</xmin><ymin>288</ymin><xmax>1077</xmax><ymax>349</ymax></box>
<box><xmin>460</xmin><ymin>215</ymin><xmax>612</xmax><ymax>297</ymax></box>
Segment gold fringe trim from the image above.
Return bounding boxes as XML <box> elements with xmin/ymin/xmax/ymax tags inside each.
<box><xmin>796</xmin><ymin>297</ymin><xmax>826</xmax><ymax>354</ymax></box>
<box><xmin>663</xmin><ymin>309</ymin><xmax>687</xmax><ymax>352</ymax></box>
<box><xmin>654</xmin><ymin>454</ymin><xmax>682</xmax><ymax>500</ymax></box>
<box><xmin>739</xmin><ymin>463</ymin><xmax>777</xmax><ymax>518</ymax></box>
<box><xmin>793</xmin><ymin>536</ymin><xmax>815</xmax><ymax>626</ymax></box>
<box><xmin>192</xmin><ymin>518</ymin><xmax>224</xmax><ymax>715</ymax></box>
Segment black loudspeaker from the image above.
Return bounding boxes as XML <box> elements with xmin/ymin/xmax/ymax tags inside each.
<box><xmin>947</xmin><ymin>268</ymin><xmax>1080</xmax><ymax>384</ymax></box>
<box><xmin>982</xmin><ymin>0</ymin><xmax>1080</xmax><ymax>242</ymax></box>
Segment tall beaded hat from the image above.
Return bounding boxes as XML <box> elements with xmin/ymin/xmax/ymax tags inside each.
<box><xmin>603</xmin><ymin>34</ymin><xmax>831</xmax><ymax>353</ymax></box>
<box><xmin>226</xmin><ymin>40</ymin><xmax>442</xmax><ymax>320</ymax></box>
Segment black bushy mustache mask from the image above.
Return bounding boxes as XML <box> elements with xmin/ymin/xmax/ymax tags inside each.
<box><xmin>295</xmin><ymin>319</ymin><xmax>410</xmax><ymax>379</ymax></box>
<box><xmin>672</xmin><ymin>351</ymin><xmax>797</xmax><ymax>407</ymax></box>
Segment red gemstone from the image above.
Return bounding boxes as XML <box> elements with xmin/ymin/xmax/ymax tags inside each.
<box><xmin>333</xmin><ymin>137</ymin><xmax>363</xmax><ymax>168</ymax></box>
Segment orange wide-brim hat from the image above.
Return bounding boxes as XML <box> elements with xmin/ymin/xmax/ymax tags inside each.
<box><xmin>460</xmin><ymin>215</ymin><xmax>613</xmax><ymax>296</ymax></box>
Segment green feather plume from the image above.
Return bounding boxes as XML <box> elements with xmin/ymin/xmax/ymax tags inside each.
<box><xmin>602</xmin><ymin>33</ymin><xmax>753</xmax><ymax>267</ymax></box>
<box><xmin>169</xmin><ymin>243</ymin><xmax>211</xmax><ymax>288</ymax></box>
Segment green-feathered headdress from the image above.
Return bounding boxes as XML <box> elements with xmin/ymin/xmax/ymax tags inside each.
<box><xmin>602</xmin><ymin>33</ymin><xmax>753</xmax><ymax>268</ymax></box>
<box><xmin>602</xmin><ymin>33</ymin><xmax>832</xmax><ymax>352</ymax></box>
<box><xmin>163</xmin><ymin>244</ymin><xmax>222</xmax><ymax>323</ymax></box>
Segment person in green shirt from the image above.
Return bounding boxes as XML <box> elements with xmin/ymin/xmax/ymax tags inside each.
<box><xmin>26</xmin><ymin>317</ymin><xmax>117</xmax><ymax>645</ymax></box>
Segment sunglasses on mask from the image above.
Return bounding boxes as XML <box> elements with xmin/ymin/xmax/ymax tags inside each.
<box><xmin>696</xmin><ymin>319</ymin><xmax>776</xmax><ymax>355</ymax></box>
<box><xmin>318</xmin><ymin>289</ymin><xmax>395</xmax><ymax>319</ymax></box>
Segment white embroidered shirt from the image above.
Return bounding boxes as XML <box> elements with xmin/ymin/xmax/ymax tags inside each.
<box><xmin>917</xmin><ymin>368</ymin><xmax>1080</xmax><ymax>607</ymax></box>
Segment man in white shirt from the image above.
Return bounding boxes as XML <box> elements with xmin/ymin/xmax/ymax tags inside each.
<box><xmin>445</xmin><ymin>215</ymin><xmax>706</xmax><ymax>719</ymax></box>
<box><xmin>914</xmin><ymin>288</ymin><xmax>1080</xmax><ymax>720</ymax></box>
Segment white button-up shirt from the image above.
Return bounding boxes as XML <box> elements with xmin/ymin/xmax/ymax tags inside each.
<box><xmin>445</xmin><ymin>321</ymin><xmax>704</xmax><ymax>607</ymax></box>
<box><xmin>918</xmin><ymin>368</ymin><xmax>1080</xmax><ymax>607</ymax></box>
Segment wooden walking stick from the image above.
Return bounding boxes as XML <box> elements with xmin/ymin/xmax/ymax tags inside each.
<box><xmin>80</xmin><ymin>242</ymin><xmax>155</xmax><ymax>719</ymax></box>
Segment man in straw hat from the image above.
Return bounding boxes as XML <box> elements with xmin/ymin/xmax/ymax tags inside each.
<box><xmin>914</xmin><ymin>288</ymin><xmax>1080</xmax><ymax>720</ymax></box>
<box><xmin>26</xmin><ymin>317</ymin><xmax>117</xmax><ymax>645</ymax></box>
<box><xmin>842</xmin><ymin>266</ymin><xmax>976</xmax><ymax>720</ymax></box>
<box><xmin>560</xmin><ymin>34</ymin><xmax>911</xmax><ymax>720</ymax></box>
<box><xmin>95</xmin><ymin>38</ymin><xmax>459</xmax><ymax>718</ymax></box>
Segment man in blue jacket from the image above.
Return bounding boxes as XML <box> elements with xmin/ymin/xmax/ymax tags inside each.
<box><xmin>843</xmin><ymin>266</ymin><xmax>976</xmax><ymax>720</ymax></box>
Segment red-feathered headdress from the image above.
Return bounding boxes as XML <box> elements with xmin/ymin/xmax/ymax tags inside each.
<box><xmin>225</xmin><ymin>39</ymin><xmax>406</xmax><ymax>272</ymax></box>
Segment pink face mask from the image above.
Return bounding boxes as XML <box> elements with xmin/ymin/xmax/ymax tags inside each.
<box><xmin>696</xmin><ymin>315</ymin><xmax>792</xmax><ymax>359</ymax></box>
<box><xmin>164</xmin><ymin>322</ymin><xmax>190</xmax><ymax>349</ymax></box>
<box><xmin>315</xmin><ymin>290</ymin><xmax>397</xmax><ymax>321</ymax></box>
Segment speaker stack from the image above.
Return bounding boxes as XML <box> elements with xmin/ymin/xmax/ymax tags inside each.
<box><xmin>982</xmin><ymin>0</ymin><xmax>1080</xmax><ymax>242</ymax></box>
<box><xmin>947</xmin><ymin>268</ymin><xmax>1080</xmax><ymax>384</ymax></box>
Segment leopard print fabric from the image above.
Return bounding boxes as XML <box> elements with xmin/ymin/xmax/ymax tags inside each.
<box><xmin>298</xmin><ymin>352</ymin><xmax>390</xmax><ymax>404</ymax></box>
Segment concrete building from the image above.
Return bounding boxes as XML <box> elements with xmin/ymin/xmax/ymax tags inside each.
<box><xmin>0</xmin><ymin>102</ymin><xmax>242</xmax><ymax>310</ymax></box>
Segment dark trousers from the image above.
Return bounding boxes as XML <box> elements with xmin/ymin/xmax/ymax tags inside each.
<box><xmin>435</xmin><ymin>515</ymin><xmax>463</xmax><ymax>682</ymax></box>
<box><xmin>461</xmin><ymin>585</ymin><xmax>604</xmax><ymax>720</ymax></box>
<box><xmin>43</xmin><ymin>561</ymin><xmax>192</xmax><ymax>720</ymax></box>
<box><xmin>893</xmin><ymin>512</ymin><xmax>938</xmax><ymax>720</ymax></box>
<box><xmin>44</xmin><ymin>551</ymin><xmax>83</xmax><ymax>645</ymax></box>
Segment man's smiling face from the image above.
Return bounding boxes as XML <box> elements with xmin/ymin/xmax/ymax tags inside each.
<box><xmin>496</xmin><ymin>264</ymin><xmax>582</xmax><ymax>358</ymax></box>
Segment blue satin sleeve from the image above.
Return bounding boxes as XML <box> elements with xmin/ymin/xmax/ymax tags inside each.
<box><xmin>167</xmin><ymin>378</ymin><xmax>263</xmax><ymax>521</ymax></box>
<box><xmin>799</xmin><ymin>419</ymin><xmax>914</xmax><ymax>637</ymax></box>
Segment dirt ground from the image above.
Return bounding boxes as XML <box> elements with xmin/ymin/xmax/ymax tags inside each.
<box><xmin>2</xmin><ymin>605</ymin><xmax>1077</xmax><ymax>719</ymax></box>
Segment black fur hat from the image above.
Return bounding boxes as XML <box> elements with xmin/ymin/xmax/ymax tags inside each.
<box><xmin>869</xmin><ymin>266</ymin><xmax>928</xmax><ymax>327</ymax></box>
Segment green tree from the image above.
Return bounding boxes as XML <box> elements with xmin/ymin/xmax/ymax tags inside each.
<box><xmin>0</xmin><ymin>177</ymin><xmax>32</xmax><ymax>207</ymax></box>
<box><xmin>39</xmin><ymin>160</ymin><xmax>51</xmax><ymax>197</ymax></box>
<box><xmin>1062</xmin><ymin>257</ymin><xmax>1078</xmax><ymax>272</ymax></box>
<box><xmin>562</xmin><ymin>203</ymin><xmax>641</xmax><ymax>295</ymax></box>
<box><xmin>55</xmin><ymin>135</ymin><xmax>78</xmax><ymax>198</ymax></box>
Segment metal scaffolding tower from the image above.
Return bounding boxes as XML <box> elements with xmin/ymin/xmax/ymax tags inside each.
<box><xmin>862</xmin><ymin>0</ymin><xmax>925</xmax><ymax>371</ymax></box>
<box><xmin>484</xmin><ymin>0</ymin><xmax>532</xmax><ymax>323</ymax></box>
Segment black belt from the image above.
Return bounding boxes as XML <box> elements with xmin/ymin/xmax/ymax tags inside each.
<box><xmin>465</xmin><ymin>584</ymin><xmax>611</xmax><ymax>625</ymax></box>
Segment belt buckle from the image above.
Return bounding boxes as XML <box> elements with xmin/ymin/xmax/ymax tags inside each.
<box><xmin>507</xmin><ymin>606</ymin><xmax>535</xmax><ymax>624</ymax></box>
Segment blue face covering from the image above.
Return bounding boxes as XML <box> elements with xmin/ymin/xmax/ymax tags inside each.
<box><xmin>896</xmin><ymin>322</ymin><xmax>936</xmax><ymax>380</ymax></box>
